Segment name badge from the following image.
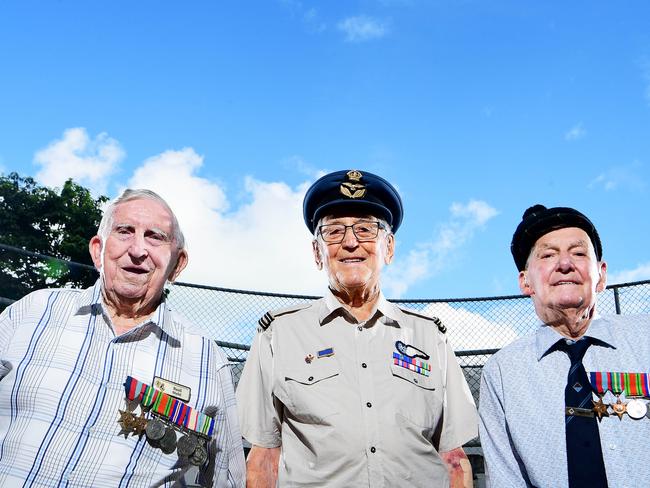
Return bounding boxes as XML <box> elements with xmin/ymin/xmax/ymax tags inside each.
<box><xmin>153</xmin><ymin>376</ymin><xmax>191</xmax><ymax>402</ymax></box>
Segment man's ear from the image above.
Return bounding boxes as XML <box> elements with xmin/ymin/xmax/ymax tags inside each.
<box><xmin>312</xmin><ymin>240</ymin><xmax>323</xmax><ymax>270</ymax></box>
<box><xmin>384</xmin><ymin>234</ymin><xmax>395</xmax><ymax>265</ymax></box>
<box><xmin>596</xmin><ymin>261</ymin><xmax>607</xmax><ymax>293</ymax></box>
<box><xmin>519</xmin><ymin>271</ymin><xmax>533</xmax><ymax>296</ymax></box>
<box><xmin>89</xmin><ymin>236</ymin><xmax>103</xmax><ymax>270</ymax></box>
<box><xmin>168</xmin><ymin>249</ymin><xmax>188</xmax><ymax>282</ymax></box>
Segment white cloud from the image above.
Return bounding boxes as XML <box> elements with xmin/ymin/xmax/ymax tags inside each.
<box><xmin>281</xmin><ymin>155</ymin><xmax>327</xmax><ymax>180</ymax></box>
<box><xmin>608</xmin><ymin>262</ymin><xmax>650</xmax><ymax>285</ymax></box>
<box><xmin>34</xmin><ymin>128</ymin><xmax>124</xmax><ymax>195</ymax></box>
<box><xmin>588</xmin><ymin>161</ymin><xmax>646</xmax><ymax>191</ymax></box>
<box><xmin>337</xmin><ymin>15</ymin><xmax>389</xmax><ymax>42</ymax></box>
<box><xmin>383</xmin><ymin>200</ymin><xmax>498</xmax><ymax>297</ymax></box>
<box><xmin>564</xmin><ymin>122</ymin><xmax>586</xmax><ymax>141</ymax></box>
<box><xmin>126</xmin><ymin>148</ymin><xmax>324</xmax><ymax>294</ymax></box>
<box><xmin>417</xmin><ymin>302</ymin><xmax>524</xmax><ymax>352</ymax></box>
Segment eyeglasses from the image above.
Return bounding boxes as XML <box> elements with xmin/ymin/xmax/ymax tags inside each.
<box><xmin>318</xmin><ymin>221</ymin><xmax>386</xmax><ymax>243</ymax></box>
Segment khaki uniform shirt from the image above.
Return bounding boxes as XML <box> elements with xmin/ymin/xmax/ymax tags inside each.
<box><xmin>237</xmin><ymin>290</ymin><xmax>477</xmax><ymax>487</ymax></box>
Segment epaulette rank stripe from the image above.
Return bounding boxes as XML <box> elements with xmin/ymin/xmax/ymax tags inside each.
<box><xmin>399</xmin><ymin>308</ymin><xmax>447</xmax><ymax>334</ymax></box>
<box><xmin>257</xmin><ymin>303</ymin><xmax>313</xmax><ymax>331</ymax></box>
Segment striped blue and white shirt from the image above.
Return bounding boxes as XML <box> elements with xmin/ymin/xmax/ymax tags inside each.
<box><xmin>0</xmin><ymin>282</ymin><xmax>245</xmax><ymax>487</ymax></box>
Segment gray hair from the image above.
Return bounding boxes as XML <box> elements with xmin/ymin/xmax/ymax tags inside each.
<box><xmin>98</xmin><ymin>189</ymin><xmax>185</xmax><ymax>249</ymax></box>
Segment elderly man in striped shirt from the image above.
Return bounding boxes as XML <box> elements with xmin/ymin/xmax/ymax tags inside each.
<box><xmin>0</xmin><ymin>189</ymin><xmax>245</xmax><ymax>487</ymax></box>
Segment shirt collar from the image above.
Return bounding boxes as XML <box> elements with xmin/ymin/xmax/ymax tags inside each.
<box><xmin>74</xmin><ymin>279</ymin><xmax>182</xmax><ymax>341</ymax></box>
<box><xmin>318</xmin><ymin>288</ymin><xmax>401</xmax><ymax>326</ymax></box>
<box><xmin>535</xmin><ymin>313</ymin><xmax>616</xmax><ymax>361</ymax></box>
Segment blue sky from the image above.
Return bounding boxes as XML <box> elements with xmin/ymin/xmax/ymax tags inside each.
<box><xmin>1</xmin><ymin>0</ymin><xmax>649</xmax><ymax>299</ymax></box>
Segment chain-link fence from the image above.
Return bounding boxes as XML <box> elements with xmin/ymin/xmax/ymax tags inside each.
<box><xmin>3</xmin><ymin>244</ymin><xmax>650</xmax><ymax>408</ymax></box>
<box><xmin>2</xmin><ymin>244</ymin><xmax>650</xmax><ymax>482</ymax></box>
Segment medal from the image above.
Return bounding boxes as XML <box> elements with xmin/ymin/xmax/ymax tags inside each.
<box><xmin>117</xmin><ymin>409</ymin><xmax>137</xmax><ymax>438</ymax></box>
<box><xmin>591</xmin><ymin>398</ymin><xmax>609</xmax><ymax>420</ymax></box>
<box><xmin>177</xmin><ymin>433</ymin><xmax>199</xmax><ymax>458</ymax></box>
<box><xmin>145</xmin><ymin>418</ymin><xmax>166</xmax><ymax>441</ymax></box>
<box><xmin>611</xmin><ymin>398</ymin><xmax>627</xmax><ymax>420</ymax></box>
<box><xmin>610</xmin><ymin>372</ymin><xmax>627</xmax><ymax>420</ymax></box>
<box><xmin>189</xmin><ymin>442</ymin><xmax>208</xmax><ymax>466</ymax></box>
<box><xmin>159</xmin><ymin>427</ymin><xmax>177</xmax><ymax>455</ymax></box>
<box><xmin>626</xmin><ymin>399</ymin><xmax>647</xmax><ymax>420</ymax></box>
<box><xmin>132</xmin><ymin>411</ymin><xmax>148</xmax><ymax>436</ymax></box>
<box><xmin>589</xmin><ymin>373</ymin><xmax>610</xmax><ymax>420</ymax></box>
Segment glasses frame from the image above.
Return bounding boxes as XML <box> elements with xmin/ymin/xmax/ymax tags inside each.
<box><xmin>317</xmin><ymin>220</ymin><xmax>387</xmax><ymax>244</ymax></box>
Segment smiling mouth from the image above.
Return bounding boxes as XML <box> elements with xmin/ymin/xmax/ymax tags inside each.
<box><xmin>554</xmin><ymin>281</ymin><xmax>579</xmax><ymax>286</ymax></box>
<box><xmin>122</xmin><ymin>267</ymin><xmax>149</xmax><ymax>275</ymax></box>
<box><xmin>340</xmin><ymin>258</ymin><xmax>365</xmax><ymax>263</ymax></box>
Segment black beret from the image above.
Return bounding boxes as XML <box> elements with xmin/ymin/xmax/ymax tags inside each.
<box><xmin>303</xmin><ymin>169</ymin><xmax>403</xmax><ymax>234</ymax></box>
<box><xmin>511</xmin><ymin>204</ymin><xmax>603</xmax><ymax>271</ymax></box>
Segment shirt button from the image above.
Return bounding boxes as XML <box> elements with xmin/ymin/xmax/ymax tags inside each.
<box><xmin>609</xmin><ymin>444</ymin><xmax>616</xmax><ymax>450</ymax></box>
<box><xmin>308</xmin><ymin>376</ymin><xmax>314</xmax><ymax>381</ymax></box>
<box><xmin>361</xmin><ymin>363</ymin><xmax>367</xmax><ymax>368</ymax></box>
<box><xmin>366</xmin><ymin>402</ymin><xmax>372</xmax><ymax>408</ymax></box>
<box><xmin>357</xmin><ymin>326</ymin><xmax>363</xmax><ymax>331</ymax></box>
<box><xmin>370</xmin><ymin>447</ymin><xmax>376</xmax><ymax>453</ymax></box>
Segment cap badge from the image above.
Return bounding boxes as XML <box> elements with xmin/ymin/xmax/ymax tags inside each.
<box><xmin>340</xmin><ymin>170</ymin><xmax>366</xmax><ymax>199</ymax></box>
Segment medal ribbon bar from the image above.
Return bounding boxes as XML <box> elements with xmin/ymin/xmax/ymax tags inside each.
<box><xmin>125</xmin><ymin>376</ymin><xmax>215</xmax><ymax>438</ymax></box>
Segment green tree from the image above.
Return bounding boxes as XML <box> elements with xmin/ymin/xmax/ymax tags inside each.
<box><xmin>0</xmin><ymin>172</ymin><xmax>108</xmax><ymax>306</ymax></box>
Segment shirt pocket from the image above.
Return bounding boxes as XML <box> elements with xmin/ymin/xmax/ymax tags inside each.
<box><xmin>282</xmin><ymin>360</ymin><xmax>341</xmax><ymax>424</ymax></box>
<box><xmin>390</xmin><ymin>363</ymin><xmax>443</xmax><ymax>430</ymax></box>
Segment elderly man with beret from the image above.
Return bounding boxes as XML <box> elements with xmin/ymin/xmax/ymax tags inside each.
<box><xmin>237</xmin><ymin>169</ymin><xmax>478</xmax><ymax>487</ymax></box>
<box><xmin>479</xmin><ymin>205</ymin><xmax>650</xmax><ymax>488</ymax></box>
<box><xmin>0</xmin><ymin>189</ymin><xmax>245</xmax><ymax>487</ymax></box>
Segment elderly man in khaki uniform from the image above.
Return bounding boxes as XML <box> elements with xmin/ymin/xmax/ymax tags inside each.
<box><xmin>237</xmin><ymin>170</ymin><xmax>478</xmax><ymax>487</ymax></box>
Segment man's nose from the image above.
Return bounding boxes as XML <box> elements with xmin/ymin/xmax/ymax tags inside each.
<box><xmin>128</xmin><ymin>233</ymin><xmax>149</xmax><ymax>259</ymax></box>
<box><xmin>556</xmin><ymin>253</ymin><xmax>575</xmax><ymax>272</ymax></box>
<box><xmin>341</xmin><ymin>226</ymin><xmax>360</xmax><ymax>248</ymax></box>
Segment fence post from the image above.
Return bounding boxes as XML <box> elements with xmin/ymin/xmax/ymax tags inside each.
<box><xmin>613</xmin><ymin>286</ymin><xmax>621</xmax><ymax>315</ymax></box>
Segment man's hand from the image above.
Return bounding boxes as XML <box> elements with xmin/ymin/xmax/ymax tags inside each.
<box><xmin>441</xmin><ymin>447</ymin><xmax>472</xmax><ymax>488</ymax></box>
<box><xmin>246</xmin><ymin>445</ymin><xmax>281</xmax><ymax>488</ymax></box>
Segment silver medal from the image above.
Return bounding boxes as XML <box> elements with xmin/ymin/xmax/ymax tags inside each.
<box><xmin>626</xmin><ymin>399</ymin><xmax>647</xmax><ymax>420</ymax></box>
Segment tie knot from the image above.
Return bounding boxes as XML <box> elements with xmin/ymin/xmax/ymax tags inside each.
<box><xmin>557</xmin><ymin>337</ymin><xmax>591</xmax><ymax>363</ymax></box>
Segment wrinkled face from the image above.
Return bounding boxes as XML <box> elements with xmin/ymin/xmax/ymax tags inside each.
<box><xmin>90</xmin><ymin>198</ymin><xmax>187</xmax><ymax>309</ymax></box>
<box><xmin>313</xmin><ymin>215</ymin><xmax>394</xmax><ymax>294</ymax></box>
<box><xmin>520</xmin><ymin>227</ymin><xmax>606</xmax><ymax>316</ymax></box>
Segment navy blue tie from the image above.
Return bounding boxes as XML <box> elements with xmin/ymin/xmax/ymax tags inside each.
<box><xmin>558</xmin><ymin>337</ymin><xmax>608</xmax><ymax>487</ymax></box>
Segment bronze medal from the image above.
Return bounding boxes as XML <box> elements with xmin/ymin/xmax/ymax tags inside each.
<box><xmin>611</xmin><ymin>397</ymin><xmax>627</xmax><ymax>420</ymax></box>
<box><xmin>591</xmin><ymin>397</ymin><xmax>609</xmax><ymax>420</ymax></box>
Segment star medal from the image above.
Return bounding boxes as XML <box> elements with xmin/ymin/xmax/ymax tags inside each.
<box><xmin>591</xmin><ymin>397</ymin><xmax>609</xmax><ymax>420</ymax></box>
<box><xmin>588</xmin><ymin>372</ymin><xmax>610</xmax><ymax>420</ymax></box>
<box><xmin>610</xmin><ymin>372</ymin><xmax>628</xmax><ymax>420</ymax></box>
<box><xmin>117</xmin><ymin>409</ymin><xmax>137</xmax><ymax>438</ymax></box>
<box><xmin>132</xmin><ymin>411</ymin><xmax>149</xmax><ymax>436</ymax></box>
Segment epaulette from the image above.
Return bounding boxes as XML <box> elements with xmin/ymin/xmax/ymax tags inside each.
<box><xmin>399</xmin><ymin>307</ymin><xmax>447</xmax><ymax>334</ymax></box>
<box><xmin>257</xmin><ymin>303</ymin><xmax>313</xmax><ymax>331</ymax></box>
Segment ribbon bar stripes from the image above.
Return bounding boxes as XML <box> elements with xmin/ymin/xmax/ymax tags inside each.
<box><xmin>124</xmin><ymin>376</ymin><xmax>215</xmax><ymax>438</ymax></box>
<box><xmin>393</xmin><ymin>352</ymin><xmax>431</xmax><ymax>376</ymax></box>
